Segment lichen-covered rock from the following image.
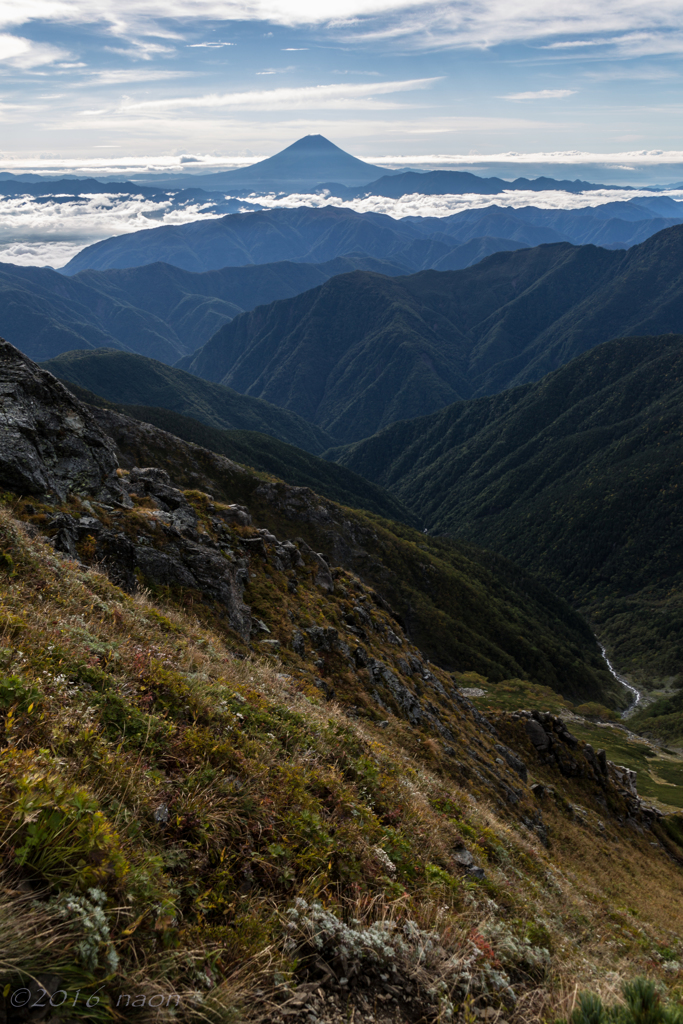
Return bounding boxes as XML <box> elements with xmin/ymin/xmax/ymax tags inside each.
<box><xmin>0</xmin><ymin>339</ymin><xmax>121</xmax><ymax>501</ymax></box>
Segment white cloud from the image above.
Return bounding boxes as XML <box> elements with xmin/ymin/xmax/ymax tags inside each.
<box><xmin>502</xmin><ymin>89</ymin><xmax>577</xmax><ymax>100</ymax></box>
<box><xmin>541</xmin><ymin>39</ymin><xmax>604</xmax><ymax>49</ymax></box>
<box><xmin>0</xmin><ymin>240</ymin><xmax>87</xmax><ymax>267</ymax></box>
<box><xmin>239</xmin><ymin>186</ymin><xmax>683</xmax><ymax>217</ymax></box>
<box><xmin>74</xmin><ymin>68</ymin><xmax>192</xmax><ymax>85</ymax></box>
<box><xmin>0</xmin><ymin>32</ymin><xmax>67</xmax><ymax>67</ymax></box>
<box><xmin>188</xmin><ymin>41</ymin><xmax>234</xmax><ymax>47</ymax></box>
<box><xmin>120</xmin><ymin>77</ymin><xmax>441</xmax><ymax>112</ymax></box>
<box><xmin>1</xmin><ymin>184</ymin><xmax>682</xmax><ymax>269</ymax></box>
<box><xmin>367</xmin><ymin>149</ymin><xmax>683</xmax><ymax>167</ymax></box>
<box><xmin>2</xmin><ymin>0</ymin><xmax>683</xmax><ymax>58</ymax></box>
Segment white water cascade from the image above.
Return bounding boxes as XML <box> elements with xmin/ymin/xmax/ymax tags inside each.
<box><xmin>599</xmin><ymin>643</ymin><xmax>642</xmax><ymax>717</ymax></box>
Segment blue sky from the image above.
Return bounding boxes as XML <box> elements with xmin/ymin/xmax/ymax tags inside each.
<box><xmin>1</xmin><ymin>0</ymin><xmax>683</xmax><ymax>182</ymax></box>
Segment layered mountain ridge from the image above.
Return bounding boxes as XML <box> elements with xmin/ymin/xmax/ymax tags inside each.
<box><xmin>179</xmin><ymin>224</ymin><xmax>683</xmax><ymax>442</ymax></box>
<box><xmin>62</xmin><ymin>199</ymin><xmax>683</xmax><ymax>276</ymax></box>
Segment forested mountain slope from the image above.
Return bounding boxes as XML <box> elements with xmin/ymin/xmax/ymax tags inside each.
<box><xmin>182</xmin><ymin>225</ymin><xmax>683</xmax><ymax>443</ymax></box>
<box><xmin>330</xmin><ymin>334</ymin><xmax>683</xmax><ymax>682</ymax></box>
<box><xmin>42</xmin><ymin>348</ymin><xmax>334</xmax><ymax>454</ymax></box>
<box><xmin>0</xmin><ymin>254</ymin><xmax>405</xmax><ymax>363</ymax></box>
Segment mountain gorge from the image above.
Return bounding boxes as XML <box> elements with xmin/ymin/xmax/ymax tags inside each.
<box><xmin>329</xmin><ymin>333</ymin><xmax>683</xmax><ymax>686</ymax></box>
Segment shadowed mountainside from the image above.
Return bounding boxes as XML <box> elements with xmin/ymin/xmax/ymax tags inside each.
<box><xmin>0</xmin><ymin>254</ymin><xmax>407</xmax><ymax>364</ymax></box>
<box><xmin>41</xmin><ymin>348</ymin><xmax>335</xmax><ymax>454</ymax></box>
<box><xmin>329</xmin><ymin>334</ymin><xmax>683</xmax><ymax>683</ymax></box>
<box><xmin>180</xmin><ymin>225</ymin><xmax>683</xmax><ymax>443</ymax></box>
<box><xmin>60</xmin><ymin>379</ymin><xmax>415</xmax><ymax>525</ymax></box>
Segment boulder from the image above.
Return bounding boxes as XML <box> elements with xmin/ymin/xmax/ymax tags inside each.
<box><xmin>452</xmin><ymin>847</ymin><xmax>474</xmax><ymax>867</ymax></box>
<box><xmin>525</xmin><ymin>718</ymin><xmax>551</xmax><ymax>752</ymax></box>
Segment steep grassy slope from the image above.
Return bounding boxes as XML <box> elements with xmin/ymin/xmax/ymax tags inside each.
<box><xmin>2</xmin><ymin>340</ymin><xmax>683</xmax><ymax>1020</ymax></box>
<box><xmin>4</xmin><ymin>504</ymin><xmax>683</xmax><ymax>1022</ymax></box>
<box><xmin>182</xmin><ymin>226</ymin><xmax>683</xmax><ymax>442</ymax></box>
<box><xmin>330</xmin><ymin>334</ymin><xmax>683</xmax><ymax>685</ymax></box>
<box><xmin>3</xmin><ymin>407</ymin><xmax>683</xmax><ymax>1019</ymax></box>
<box><xmin>89</xmin><ymin>407</ymin><xmax>620</xmax><ymax>707</ymax></box>
<box><xmin>41</xmin><ymin>348</ymin><xmax>335</xmax><ymax>454</ymax></box>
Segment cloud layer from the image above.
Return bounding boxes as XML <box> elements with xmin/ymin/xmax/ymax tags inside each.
<box><xmin>2</xmin><ymin>184</ymin><xmax>682</xmax><ymax>268</ymax></box>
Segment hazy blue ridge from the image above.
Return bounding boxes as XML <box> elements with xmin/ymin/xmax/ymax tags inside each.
<box><xmin>60</xmin><ymin>199</ymin><xmax>683</xmax><ymax>276</ymax></box>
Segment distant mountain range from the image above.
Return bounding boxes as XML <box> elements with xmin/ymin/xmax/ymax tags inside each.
<box><xmin>328</xmin><ymin>333</ymin><xmax>683</xmax><ymax>683</ymax></box>
<box><xmin>179</xmin><ymin>224</ymin><xmax>683</xmax><ymax>442</ymax></box>
<box><xmin>320</xmin><ymin>169</ymin><xmax>619</xmax><ymax>199</ymax></box>
<box><xmin>0</xmin><ymin>254</ymin><xmax>406</xmax><ymax>363</ymax></box>
<box><xmin>62</xmin><ymin>198</ymin><xmax>683</xmax><ymax>276</ymax></box>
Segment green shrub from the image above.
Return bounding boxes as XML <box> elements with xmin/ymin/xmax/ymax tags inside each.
<box><xmin>568</xmin><ymin>978</ymin><xmax>683</xmax><ymax>1024</ymax></box>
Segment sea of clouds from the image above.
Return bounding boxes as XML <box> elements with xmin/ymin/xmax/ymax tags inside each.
<box><xmin>1</xmin><ymin>186</ymin><xmax>683</xmax><ymax>268</ymax></box>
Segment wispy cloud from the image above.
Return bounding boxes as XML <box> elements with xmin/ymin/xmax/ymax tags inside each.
<box><xmin>502</xmin><ymin>88</ymin><xmax>577</xmax><ymax>100</ymax></box>
<box><xmin>120</xmin><ymin>76</ymin><xmax>441</xmax><ymax>112</ymax></box>
<box><xmin>75</xmin><ymin>68</ymin><xmax>193</xmax><ymax>85</ymax></box>
<box><xmin>541</xmin><ymin>40</ymin><xmax>605</xmax><ymax>49</ymax></box>
<box><xmin>5</xmin><ymin>0</ymin><xmax>683</xmax><ymax>56</ymax></box>
<box><xmin>188</xmin><ymin>41</ymin><xmax>234</xmax><ymax>47</ymax></box>
<box><xmin>368</xmin><ymin>149</ymin><xmax>683</xmax><ymax>167</ymax></box>
<box><xmin>256</xmin><ymin>65</ymin><xmax>296</xmax><ymax>74</ymax></box>
<box><xmin>105</xmin><ymin>40</ymin><xmax>176</xmax><ymax>60</ymax></box>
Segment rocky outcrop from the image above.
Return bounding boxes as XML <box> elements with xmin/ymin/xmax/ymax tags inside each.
<box><xmin>502</xmin><ymin>709</ymin><xmax>664</xmax><ymax>831</ymax></box>
<box><xmin>49</xmin><ymin>466</ymin><xmax>254</xmax><ymax>640</ymax></box>
<box><xmin>0</xmin><ymin>339</ymin><xmax>122</xmax><ymax>502</ymax></box>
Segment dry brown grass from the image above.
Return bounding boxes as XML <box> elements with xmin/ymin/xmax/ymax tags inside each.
<box><xmin>0</xmin><ymin>504</ymin><xmax>681</xmax><ymax>1021</ymax></box>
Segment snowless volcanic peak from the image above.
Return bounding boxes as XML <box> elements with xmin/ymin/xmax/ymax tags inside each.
<box><xmin>172</xmin><ymin>135</ymin><xmax>397</xmax><ymax>190</ymax></box>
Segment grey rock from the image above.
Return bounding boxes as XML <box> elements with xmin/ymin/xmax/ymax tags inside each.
<box><xmin>0</xmin><ymin>338</ymin><xmax>122</xmax><ymax>501</ymax></box>
<box><xmin>354</xmin><ymin>645</ymin><xmax>369</xmax><ymax>668</ymax></box>
<box><xmin>467</xmin><ymin>866</ymin><xmax>486</xmax><ymax>880</ymax></box>
<box><xmin>370</xmin><ymin>658</ymin><xmax>423</xmax><ymax>725</ymax></box>
<box><xmin>306</xmin><ymin>626</ymin><xmax>339</xmax><ymax>652</ymax></box>
<box><xmin>525</xmin><ymin>719</ymin><xmax>551</xmax><ymax>751</ymax></box>
<box><xmin>452</xmin><ymin>847</ymin><xmax>474</xmax><ymax>867</ymax></box>
<box><xmin>495</xmin><ymin>743</ymin><xmax>528</xmax><ymax>782</ymax></box>
<box><xmin>154</xmin><ymin>803</ymin><xmax>170</xmax><ymax>824</ymax></box>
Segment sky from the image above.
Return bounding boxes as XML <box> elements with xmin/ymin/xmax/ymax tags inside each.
<box><xmin>2</xmin><ymin>0</ymin><xmax>683</xmax><ymax>184</ymax></box>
